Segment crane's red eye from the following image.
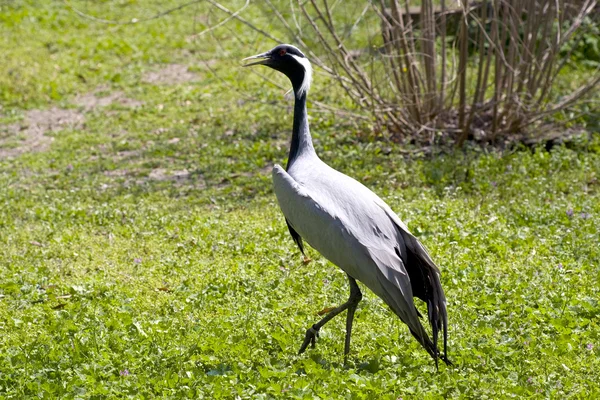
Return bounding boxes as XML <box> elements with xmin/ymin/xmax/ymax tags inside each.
<box><xmin>279</xmin><ymin>49</ymin><xmax>287</xmax><ymax>56</ymax></box>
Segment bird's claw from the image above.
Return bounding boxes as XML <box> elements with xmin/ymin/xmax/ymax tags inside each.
<box><xmin>298</xmin><ymin>325</ymin><xmax>319</xmax><ymax>354</ymax></box>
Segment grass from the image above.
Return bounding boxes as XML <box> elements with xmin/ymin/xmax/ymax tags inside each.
<box><xmin>1</xmin><ymin>1</ymin><xmax>599</xmax><ymax>398</ymax></box>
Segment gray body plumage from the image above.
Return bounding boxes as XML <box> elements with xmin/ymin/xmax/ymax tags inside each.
<box><xmin>274</xmin><ymin>150</ymin><xmax>446</xmax><ymax>361</ymax></box>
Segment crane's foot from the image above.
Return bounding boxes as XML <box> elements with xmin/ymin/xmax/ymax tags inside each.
<box><xmin>441</xmin><ymin>354</ymin><xmax>453</xmax><ymax>366</ymax></box>
<box><xmin>298</xmin><ymin>325</ymin><xmax>319</xmax><ymax>354</ymax></box>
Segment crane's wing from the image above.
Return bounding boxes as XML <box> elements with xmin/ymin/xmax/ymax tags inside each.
<box><xmin>272</xmin><ymin>165</ymin><xmax>446</xmax><ymax>362</ymax></box>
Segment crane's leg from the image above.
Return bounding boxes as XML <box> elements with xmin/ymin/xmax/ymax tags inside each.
<box><xmin>344</xmin><ymin>276</ymin><xmax>362</xmax><ymax>363</ymax></box>
<box><xmin>298</xmin><ymin>275</ymin><xmax>362</xmax><ymax>359</ymax></box>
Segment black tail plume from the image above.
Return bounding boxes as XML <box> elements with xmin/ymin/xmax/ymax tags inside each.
<box><xmin>403</xmin><ymin>235</ymin><xmax>451</xmax><ymax>368</ymax></box>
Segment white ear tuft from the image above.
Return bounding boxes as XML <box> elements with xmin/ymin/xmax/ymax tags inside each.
<box><xmin>290</xmin><ymin>54</ymin><xmax>312</xmax><ymax>99</ymax></box>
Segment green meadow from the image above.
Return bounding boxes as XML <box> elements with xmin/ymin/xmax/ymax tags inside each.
<box><xmin>1</xmin><ymin>1</ymin><xmax>599</xmax><ymax>398</ymax></box>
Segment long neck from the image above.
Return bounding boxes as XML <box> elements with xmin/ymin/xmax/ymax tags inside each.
<box><xmin>286</xmin><ymin>92</ymin><xmax>315</xmax><ymax>170</ymax></box>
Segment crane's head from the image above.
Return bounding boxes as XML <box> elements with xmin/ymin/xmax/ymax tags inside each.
<box><xmin>243</xmin><ymin>44</ymin><xmax>312</xmax><ymax>99</ymax></box>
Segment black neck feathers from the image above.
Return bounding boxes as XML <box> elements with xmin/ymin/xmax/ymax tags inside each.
<box><xmin>286</xmin><ymin>90</ymin><xmax>314</xmax><ymax>170</ymax></box>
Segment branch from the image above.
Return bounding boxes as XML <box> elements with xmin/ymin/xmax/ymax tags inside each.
<box><xmin>188</xmin><ymin>0</ymin><xmax>249</xmax><ymax>39</ymax></box>
<box><xmin>63</xmin><ymin>0</ymin><xmax>204</xmax><ymax>25</ymax></box>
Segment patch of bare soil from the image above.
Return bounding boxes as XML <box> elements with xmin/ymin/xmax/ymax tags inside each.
<box><xmin>0</xmin><ymin>108</ymin><xmax>85</xmax><ymax>158</ymax></box>
<box><xmin>148</xmin><ymin>168</ymin><xmax>191</xmax><ymax>181</ymax></box>
<box><xmin>115</xmin><ymin>150</ymin><xmax>141</xmax><ymax>160</ymax></box>
<box><xmin>103</xmin><ymin>169</ymin><xmax>134</xmax><ymax>177</ymax></box>
<box><xmin>142</xmin><ymin>64</ymin><xmax>200</xmax><ymax>85</ymax></box>
<box><xmin>197</xmin><ymin>59</ymin><xmax>218</xmax><ymax>70</ymax></box>
<box><xmin>74</xmin><ymin>89</ymin><xmax>143</xmax><ymax>111</ymax></box>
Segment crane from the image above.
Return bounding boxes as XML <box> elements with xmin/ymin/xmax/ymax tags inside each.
<box><xmin>243</xmin><ymin>44</ymin><xmax>451</xmax><ymax>368</ymax></box>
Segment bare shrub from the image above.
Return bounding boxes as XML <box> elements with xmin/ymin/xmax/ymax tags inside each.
<box><xmin>248</xmin><ymin>0</ymin><xmax>600</xmax><ymax>145</ymax></box>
